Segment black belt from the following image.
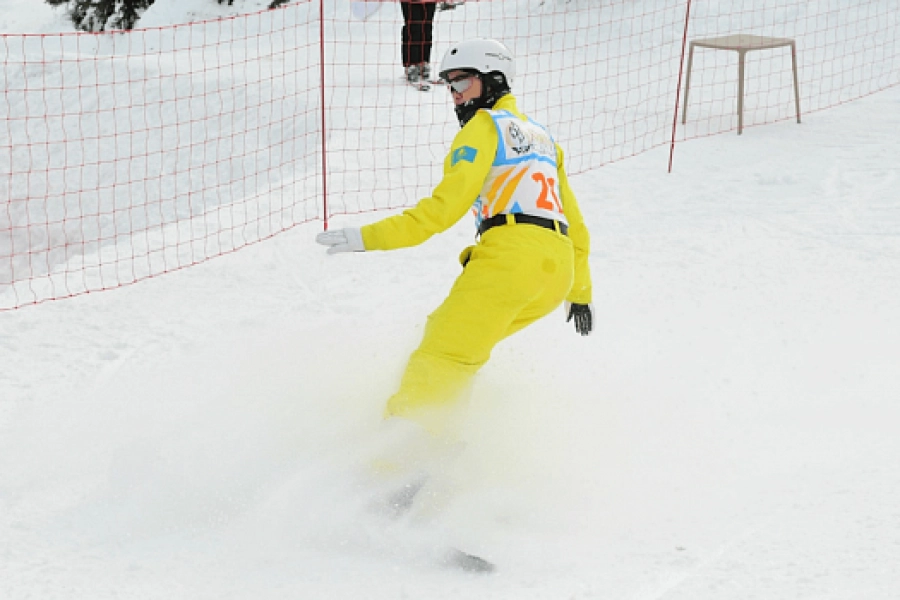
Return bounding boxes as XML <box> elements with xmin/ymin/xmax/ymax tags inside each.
<box><xmin>477</xmin><ymin>213</ymin><xmax>568</xmax><ymax>237</ymax></box>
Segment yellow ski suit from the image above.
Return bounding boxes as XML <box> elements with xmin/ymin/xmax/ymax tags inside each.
<box><xmin>361</xmin><ymin>95</ymin><xmax>592</xmax><ymax>437</ymax></box>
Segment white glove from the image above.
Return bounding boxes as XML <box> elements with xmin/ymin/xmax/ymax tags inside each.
<box><xmin>315</xmin><ymin>227</ymin><xmax>365</xmax><ymax>255</ymax></box>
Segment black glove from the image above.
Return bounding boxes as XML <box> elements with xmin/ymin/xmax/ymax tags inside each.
<box><xmin>566</xmin><ymin>302</ymin><xmax>593</xmax><ymax>336</ymax></box>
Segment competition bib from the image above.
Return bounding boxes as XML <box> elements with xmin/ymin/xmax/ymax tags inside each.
<box><xmin>472</xmin><ymin>110</ymin><xmax>569</xmax><ymax>230</ymax></box>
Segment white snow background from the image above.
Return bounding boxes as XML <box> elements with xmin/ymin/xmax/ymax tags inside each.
<box><xmin>2</xmin><ymin>1</ymin><xmax>900</xmax><ymax>599</ymax></box>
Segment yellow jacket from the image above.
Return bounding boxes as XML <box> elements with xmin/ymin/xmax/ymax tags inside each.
<box><xmin>360</xmin><ymin>94</ymin><xmax>592</xmax><ymax>305</ymax></box>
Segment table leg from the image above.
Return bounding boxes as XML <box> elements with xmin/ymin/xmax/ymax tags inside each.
<box><xmin>791</xmin><ymin>41</ymin><xmax>801</xmax><ymax>124</ymax></box>
<box><xmin>737</xmin><ymin>49</ymin><xmax>746</xmax><ymax>134</ymax></box>
<box><xmin>681</xmin><ymin>43</ymin><xmax>695</xmax><ymax>124</ymax></box>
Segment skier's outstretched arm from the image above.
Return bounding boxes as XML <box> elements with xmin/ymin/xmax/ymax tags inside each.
<box><xmin>316</xmin><ymin>112</ymin><xmax>496</xmax><ymax>253</ymax></box>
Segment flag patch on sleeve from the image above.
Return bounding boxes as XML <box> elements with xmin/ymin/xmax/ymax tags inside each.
<box><xmin>451</xmin><ymin>146</ymin><xmax>478</xmax><ymax>166</ymax></box>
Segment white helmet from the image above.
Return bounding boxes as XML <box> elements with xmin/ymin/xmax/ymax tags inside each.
<box><xmin>438</xmin><ymin>38</ymin><xmax>515</xmax><ymax>84</ymax></box>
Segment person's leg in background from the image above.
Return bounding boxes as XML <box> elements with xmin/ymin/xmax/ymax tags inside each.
<box><xmin>417</xmin><ymin>2</ymin><xmax>436</xmax><ymax>79</ymax></box>
<box><xmin>400</xmin><ymin>2</ymin><xmax>436</xmax><ymax>80</ymax></box>
<box><xmin>400</xmin><ymin>2</ymin><xmax>413</xmax><ymax>69</ymax></box>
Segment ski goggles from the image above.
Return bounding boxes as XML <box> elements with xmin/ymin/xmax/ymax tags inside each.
<box><xmin>445</xmin><ymin>73</ymin><xmax>477</xmax><ymax>94</ymax></box>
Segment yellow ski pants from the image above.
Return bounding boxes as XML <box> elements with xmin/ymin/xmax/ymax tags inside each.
<box><xmin>384</xmin><ymin>224</ymin><xmax>575</xmax><ymax>437</ymax></box>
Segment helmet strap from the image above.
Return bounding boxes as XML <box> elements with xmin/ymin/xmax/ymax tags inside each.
<box><xmin>454</xmin><ymin>72</ymin><xmax>511</xmax><ymax>128</ymax></box>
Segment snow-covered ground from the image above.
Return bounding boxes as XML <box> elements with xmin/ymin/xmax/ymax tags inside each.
<box><xmin>3</xmin><ymin>2</ymin><xmax>900</xmax><ymax>599</ymax></box>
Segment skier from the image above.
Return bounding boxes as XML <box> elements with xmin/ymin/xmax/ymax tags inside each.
<box><xmin>316</xmin><ymin>37</ymin><xmax>593</xmax><ymax>448</ymax></box>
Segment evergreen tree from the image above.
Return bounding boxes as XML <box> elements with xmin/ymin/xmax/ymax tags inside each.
<box><xmin>46</xmin><ymin>0</ymin><xmax>156</xmax><ymax>32</ymax></box>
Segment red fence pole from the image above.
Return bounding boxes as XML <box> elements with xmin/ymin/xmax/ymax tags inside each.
<box><xmin>668</xmin><ymin>0</ymin><xmax>693</xmax><ymax>173</ymax></box>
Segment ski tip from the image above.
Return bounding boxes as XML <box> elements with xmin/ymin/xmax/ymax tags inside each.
<box><xmin>443</xmin><ymin>548</ymin><xmax>496</xmax><ymax>574</ymax></box>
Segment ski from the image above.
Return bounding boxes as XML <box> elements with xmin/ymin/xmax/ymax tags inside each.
<box><xmin>371</xmin><ymin>477</ymin><xmax>494</xmax><ymax>573</ymax></box>
<box><xmin>437</xmin><ymin>0</ymin><xmax>466</xmax><ymax>10</ymax></box>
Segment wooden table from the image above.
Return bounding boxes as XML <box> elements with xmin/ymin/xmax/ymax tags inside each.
<box><xmin>681</xmin><ymin>34</ymin><xmax>801</xmax><ymax>135</ymax></box>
